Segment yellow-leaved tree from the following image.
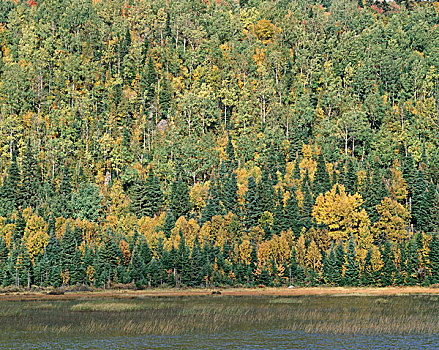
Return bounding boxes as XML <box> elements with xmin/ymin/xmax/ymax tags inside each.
<box><xmin>24</xmin><ymin>215</ymin><xmax>48</xmax><ymax>263</ymax></box>
<box><xmin>372</xmin><ymin>197</ymin><xmax>410</xmax><ymax>242</ymax></box>
<box><xmin>312</xmin><ymin>184</ymin><xmax>371</xmax><ymax>246</ymax></box>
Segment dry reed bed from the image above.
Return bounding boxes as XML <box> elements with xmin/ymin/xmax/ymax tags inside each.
<box><xmin>1</xmin><ymin>295</ymin><xmax>439</xmax><ymax>336</ymax></box>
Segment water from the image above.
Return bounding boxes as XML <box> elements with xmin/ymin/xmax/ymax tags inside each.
<box><xmin>1</xmin><ymin>295</ymin><xmax>438</xmax><ymax>349</ymax></box>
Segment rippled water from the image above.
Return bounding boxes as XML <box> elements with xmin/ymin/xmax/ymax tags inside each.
<box><xmin>1</xmin><ymin>295</ymin><xmax>439</xmax><ymax>349</ymax></box>
<box><xmin>4</xmin><ymin>330</ymin><xmax>439</xmax><ymax>349</ymax></box>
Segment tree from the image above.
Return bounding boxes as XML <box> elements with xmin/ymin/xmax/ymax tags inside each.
<box><xmin>200</xmin><ymin>176</ymin><xmax>222</xmax><ymax>225</ymax></box>
<box><xmin>222</xmin><ymin>172</ymin><xmax>238</xmax><ymax>214</ymax></box>
<box><xmin>0</xmin><ymin>151</ymin><xmax>20</xmax><ymax>215</ymax></box>
<box><xmin>344</xmin><ymin>236</ymin><xmax>359</xmax><ymax>286</ymax></box>
<box><xmin>72</xmin><ymin>182</ymin><xmax>102</xmax><ymax>222</ymax></box>
<box><xmin>169</xmin><ymin>176</ymin><xmax>192</xmax><ymax>219</ymax></box>
<box><xmin>313</xmin><ymin>152</ymin><xmax>331</xmax><ymax>196</ymax></box>
<box><xmin>380</xmin><ymin>241</ymin><xmax>397</xmax><ymax>287</ymax></box>
<box><xmin>429</xmin><ymin>234</ymin><xmax>439</xmax><ymax>284</ymax></box>
<box><xmin>20</xmin><ymin>140</ymin><xmax>41</xmax><ymax>209</ymax></box>
<box><xmin>131</xmin><ymin>168</ymin><xmax>163</xmax><ymax>218</ymax></box>
<box><xmin>244</xmin><ymin>176</ymin><xmax>261</xmax><ymax>230</ymax></box>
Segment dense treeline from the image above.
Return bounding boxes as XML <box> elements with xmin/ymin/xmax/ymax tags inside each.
<box><xmin>0</xmin><ymin>0</ymin><xmax>439</xmax><ymax>288</ymax></box>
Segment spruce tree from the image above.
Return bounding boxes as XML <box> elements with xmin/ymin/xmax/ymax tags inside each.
<box><xmin>429</xmin><ymin>234</ymin><xmax>439</xmax><ymax>284</ymax></box>
<box><xmin>169</xmin><ymin>175</ymin><xmax>192</xmax><ymax>219</ymax></box>
<box><xmin>244</xmin><ymin>176</ymin><xmax>261</xmax><ymax>230</ymax></box>
<box><xmin>412</xmin><ymin>171</ymin><xmax>429</xmax><ymax>232</ymax></box>
<box><xmin>131</xmin><ymin>168</ymin><xmax>163</xmax><ymax>218</ymax></box>
<box><xmin>334</xmin><ymin>240</ymin><xmax>345</xmax><ymax>286</ymax></box>
<box><xmin>225</xmin><ymin>137</ymin><xmax>237</xmax><ymax>171</ymax></box>
<box><xmin>313</xmin><ymin>152</ymin><xmax>331</xmax><ymax>196</ymax></box>
<box><xmin>20</xmin><ymin>140</ymin><xmax>41</xmax><ymax>209</ymax></box>
<box><xmin>284</xmin><ymin>188</ymin><xmax>301</xmax><ymax>238</ymax></box>
<box><xmin>301</xmin><ymin>182</ymin><xmax>313</xmax><ymax>231</ymax></box>
<box><xmin>142</xmin><ymin>57</ymin><xmax>156</xmax><ymax>108</ymax></box>
<box><xmin>272</xmin><ymin>189</ymin><xmax>287</xmax><ymax>236</ymax></box>
<box><xmin>159</xmin><ymin>78</ymin><xmax>172</xmax><ymax>117</ymax></box>
<box><xmin>361</xmin><ymin>248</ymin><xmax>373</xmax><ymax>286</ymax></box>
<box><xmin>222</xmin><ymin>171</ymin><xmax>238</xmax><ymax>214</ymax></box>
<box><xmin>344</xmin><ymin>158</ymin><xmax>357</xmax><ymax>194</ymax></box>
<box><xmin>257</xmin><ymin>169</ymin><xmax>275</xmax><ymax>213</ymax></box>
<box><xmin>162</xmin><ymin>211</ymin><xmax>175</xmax><ymax>238</ymax></box>
<box><xmin>201</xmin><ymin>175</ymin><xmax>222</xmax><ymax>225</ymax></box>
<box><xmin>61</xmin><ymin>225</ymin><xmax>77</xmax><ymax>285</ymax></box>
<box><xmin>344</xmin><ymin>236</ymin><xmax>359</xmax><ymax>286</ymax></box>
<box><xmin>380</xmin><ymin>241</ymin><xmax>396</xmax><ymax>287</ymax></box>
<box><xmin>0</xmin><ymin>151</ymin><xmax>20</xmax><ymax>215</ymax></box>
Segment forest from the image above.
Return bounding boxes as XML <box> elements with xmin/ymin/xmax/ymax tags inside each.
<box><xmin>0</xmin><ymin>0</ymin><xmax>439</xmax><ymax>288</ymax></box>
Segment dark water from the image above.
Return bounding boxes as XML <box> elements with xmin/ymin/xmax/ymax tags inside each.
<box><xmin>1</xmin><ymin>295</ymin><xmax>439</xmax><ymax>349</ymax></box>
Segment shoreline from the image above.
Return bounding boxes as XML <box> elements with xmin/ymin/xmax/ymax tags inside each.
<box><xmin>1</xmin><ymin>286</ymin><xmax>439</xmax><ymax>301</ymax></box>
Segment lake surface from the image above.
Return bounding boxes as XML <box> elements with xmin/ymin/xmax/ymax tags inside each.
<box><xmin>1</xmin><ymin>294</ymin><xmax>439</xmax><ymax>349</ymax></box>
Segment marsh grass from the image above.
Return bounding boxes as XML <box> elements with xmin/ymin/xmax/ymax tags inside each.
<box><xmin>1</xmin><ymin>295</ymin><xmax>439</xmax><ymax>338</ymax></box>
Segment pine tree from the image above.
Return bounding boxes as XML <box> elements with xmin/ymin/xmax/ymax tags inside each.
<box><xmin>313</xmin><ymin>152</ymin><xmax>331</xmax><ymax>196</ymax></box>
<box><xmin>244</xmin><ymin>176</ymin><xmax>261</xmax><ymax>230</ymax></box>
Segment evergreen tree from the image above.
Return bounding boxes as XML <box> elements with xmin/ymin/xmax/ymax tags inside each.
<box><xmin>222</xmin><ymin>171</ymin><xmax>238</xmax><ymax>214</ymax></box>
<box><xmin>169</xmin><ymin>175</ymin><xmax>192</xmax><ymax>219</ymax></box>
<box><xmin>257</xmin><ymin>169</ymin><xmax>275</xmax><ymax>213</ymax></box>
<box><xmin>284</xmin><ymin>188</ymin><xmax>301</xmax><ymax>238</ymax></box>
<box><xmin>61</xmin><ymin>225</ymin><xmax>78</xmax><ymax>285</ymax></box>
<box><xmin>361</xmin><ymin>248</ymin><xmax>373</xmax><ymax>286</ymax></box>
<box><xmin>19</xmin><ymin>140</ymin><xmax>41</xmax><ymax>209</ymax></box>
<box><xmin>0</xmin><ymin>151</ymin><xmax>20</xmax><ymax>215</ymax></box>
<box><xmin>159</xmin><ymin>78</ymin><xmax>172</xmax><ymax>117</ymax></box>
<box><xmin>244</xmin><ymin>176</ymin><xmax>261</xmax><ymax>230</ymax></box>
<box><xmin>412</xmin><ymin>171</ymin><xmax>429</xmax><ymax>232</ymax></box>
<box><xmin>200</xmin><ymin>175</ymin><xmax>222</xmax><ymax>225</ymax></box>
<box><xmin>380</xmin><ymin>241</ymin><xmax>396</xmax><ymax>287</ymax></box>
<box><xmin>344</xmin><ymin>158</ymin><xmax>357</xmax><ymax>194</ymax></box>
<box><xmin>429</xmin><ymin>234</ymin><xmax>439</xmax><ymax>284</ymax></box>
<box><xmin>131</xmin><ymin>168</ymin><xmax>163</xmax><ymax>218</ymax></box>
<box><xmin>313</xmin><ymin>152</ymin><xmax>331</xmax><ymax>196</ymax></box>
<box><xmin>301</xmin><ymin>182</ymin><xmax>313</xmax><ymax>231</ymax></box>
<box><xmin>162</xmin><ymin>211</ymin><xmax>175</xmax><ymax>238</ymax></box>
<box><xmin>344</xmin><ymin>236</ymin><xmax>359</xmax><ymax>286</ymax></box>
<box><xmin>334</xmin><ymin>240</ymin><xmax>345</xmax><ymax>286</ymax></box>
<box><xmin>142</xmin><ymin>57</ymin><xmax>156</xmax><ymax>108</ymax></box>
